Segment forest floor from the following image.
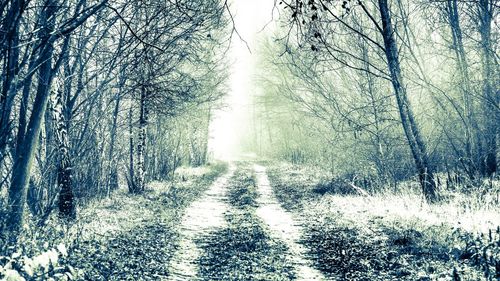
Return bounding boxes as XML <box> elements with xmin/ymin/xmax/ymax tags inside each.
<box><xmin>2</xmin><ymin>161</ymin><xmax>499</xmax><ymax>280</ymax></box>
<box><xmin>63</xmin><ymin>162</ymin><xmax>229</xmax><ymax>280</ymax></box>
<box><xmin>62</xmin><ymin>161</ymin><xmax>328</xmax><ymax>280</ymax></box>
<box><xmin>266</xmin><ymin>162</ymin><xmax>500</xmax><ymax>281</ymax></box>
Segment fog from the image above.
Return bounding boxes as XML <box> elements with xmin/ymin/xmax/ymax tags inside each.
<box><xmin>208</xmin><ymin>0</ymin><xmax>276</xmax><ymax>160</ymax></box>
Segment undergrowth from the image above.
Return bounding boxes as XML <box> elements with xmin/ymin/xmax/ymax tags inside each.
<box><xmin>305</xmin><ymin>217</ymin><xmax>387</xmax><ymax>280</ymax></box>
<box><xmin>268</xmin><ymin>162</ymin><xmax>500</xmax><ymax>280</ymax></box>
<box><xmin>66</xmin><ymin>224</ymin><xmax>176</xmax><ymax>280</ymax></box>
<box><xmin>0</xmin><ymin>162</ymin><xmax>227</xmax><ymax>280</ymax></box>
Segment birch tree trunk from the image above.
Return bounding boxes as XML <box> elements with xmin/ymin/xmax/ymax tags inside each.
<box><xmin>50</xmin><ymin>89</ymin><xmax>75</xmax><ymax>219</ymax></box>
<box><xmin>135</xmin><ymin>86</ymin><xmax>147</xmax><ymax>192</ymax></box>
<box><xmin>202</xmin><ymin>107</ymin><xmax>212</xmax><ymax>164</ymax></box>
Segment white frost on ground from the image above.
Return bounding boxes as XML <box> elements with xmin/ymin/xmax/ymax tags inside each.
<box><xmin>167</xmin><ymin>164</ymin><xmax>236</xmax><ymax>281</ymax></box>
<box><xmin>254</xmin><ymin>164</ymin><xmax>327</xmax><ymax>281</ymax></box>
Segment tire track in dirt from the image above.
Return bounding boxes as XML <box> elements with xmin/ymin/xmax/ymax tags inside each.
<box><xmin>195</xmin><ymin>164</ymin><xmax>296</xmax><ymax>280</ymax></box>
<box><xmin>167</xmin><ymin>164</ymin><xmax>236</xmax><ymax>280</ymax></box>
<box><xmin>254</xmin><ymin>164</ymin><xmax>327</xmax><ymax>281</ymax></box>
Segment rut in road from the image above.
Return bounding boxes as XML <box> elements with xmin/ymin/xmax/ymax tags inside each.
<box><xmin>254</xmin><ymin>164</ymin><xmax>327</xmax><ymax>281</ymax></box>
<box><xmin>167</xmin><ymin>164</ymin><xmax>236</xmax><ymax>280</ymax></box>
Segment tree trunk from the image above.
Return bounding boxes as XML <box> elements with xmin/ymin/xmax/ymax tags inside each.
<box><xmin>106</xmin><ymin>91</ymin><xmax>121</xmax><ymax>194</ymax></box>
<box><xmin>202</xmin><ymin>107</ymin><xmax>211</xmax><ymax>164</ymax></box>
<box><xmin>15</xmin><ymin>54</ymin><xmax>37</xmax><ymax>157</ymax></box>
<box><xmin>378</xmin><ymin>0</ymin><xmax>438</xmax><ymax>202</ymax></box>
<box><xmin>188</xmin><ymin>122</ymin><xmax>201</xmax><ymax>166</ymax></box>
<box><xmin>446</xmin><ymin>0</ymin><xmax>482</xmax><ymax>177</ymax></box>
<box><xmin>135</xmin><ymin>86</ymin><xmax>147</xmax><ymax>192</ymax></box>
<box><xmin>477</xmin><ymin>0</ymin><xmax>498</xmax><ymax>177</ymax></box>
<box><xmin>7</xmin><ymin>0</ymin><xmax>58</xmax><ymax>237</ymax></box>
<box><xmin>0</xmin><ymin>0</ymin><xmax>24</xmax><ymax>164</ymax></box>
<box><xmin>127</xmin><ymin>105</ymin><xmax>136</xmax><ymax>193</ymax></box>
<box><xmin>49</xmin><ymin>88</ymin><xmax>75</xmax><ymax>219</ymax></box>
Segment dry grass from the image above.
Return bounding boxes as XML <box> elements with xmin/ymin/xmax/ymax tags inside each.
<box><xmin>307</xmin><ymin>191</ymin><xmax>500</xmax><ymax>235</ymax></box>
<box><xmin>73</xmin><ymin>162</ymin><xmax>227</xmax><ymax>241</ymax></box>
<box><xmin>267</xmin><ymin>162</ymin><xmax>500</xmax><ymax>280</ymax></box>
<box><xmin>1</xmin><ymin>162</ymin><xmax>227</xmax><ymax>280</ymax></box>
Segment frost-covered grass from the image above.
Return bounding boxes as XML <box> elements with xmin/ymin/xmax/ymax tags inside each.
<box><xmin>267</xmin><ymin>162</ymin><xmax>500</xmax><ymax>280</ymax></box>
<box><xmin>0</xmin><ymin>162</ymin><xmax>227</xmax><ymax>281</ymax></box>
<box><xmin>74</xmin><ymin>161</ymin><xmax>228</xmax><ymax>241</ymax></box>
<box><xmin>308</xmin><ymin>191</ymin><xmax>500</xmax><ymax>236</ymax></box>
<box><xmin>174</xmin><ymin>165</ymin><xmax>213</xmax><ymax>179</ymax></box>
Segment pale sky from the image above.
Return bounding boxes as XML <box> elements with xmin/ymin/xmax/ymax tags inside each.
<box><xmin>208</xmin><ymin>0</ymin><xmax>276</xmax><ymax>160</ymax></box>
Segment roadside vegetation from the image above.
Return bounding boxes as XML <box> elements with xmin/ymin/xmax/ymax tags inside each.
<box><xmin>0</xmin><ymin>163</ymin><xmax>226</xmax><ymax>280</ymax></box>
<box><xmin>267</xmin><ymin>162</ymin><xmax>500</xmax><ymax>280</ymax></box>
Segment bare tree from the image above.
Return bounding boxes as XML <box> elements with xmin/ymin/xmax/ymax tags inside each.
<box><xmin>4</xmin><ymin>0</ymin><xmax>108</xmax><ymax>239</ymax></box>
<box><xmin>278</xmin><ymin>0</ymin><xmax>439</xmax><ymax>201</ymax></box>
<box><xmin>476</xmin><ymin>0</ymin><xmax>498</xmax><ymax>177</ymax></box>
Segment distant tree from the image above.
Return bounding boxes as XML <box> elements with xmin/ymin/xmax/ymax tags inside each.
<box><xmin>118</xmin><ymin>0</ymin><xmax>227</xmax><ymax>192</ymax></box>
<box><xmin>427</xmin><ymin>0</ymin><xmax>497</xmax><ymax>178</ymax></box>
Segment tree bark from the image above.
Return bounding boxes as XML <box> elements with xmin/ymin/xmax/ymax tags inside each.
<box><xmin>15</xmin><ymin>55</ymin><xmax>36</xmax><ymax>157</ymax></box>
<box><xmin>127</xmin><ymin>105</ymin><xmax>136</xmax><ymax>193</ymax></box>
<box><xmin>50</xmin><ymin>88</ymin><xmax>75</xmax><ymax>219</ymax></box>
<box><xmin>446</xmin><ymin>0</ymin><xmax>483</xmax><ymax>177</ymax></box>
<box><xmin>135</xmin><ymin>86</ymin><xmax>147</xmax><ymax>192</ymax></box>
<box><xmin>378</xmin><ymin>0</ymin><xmax>438</xmax><ymax>202</ymax></box>
<box><xmin>0</xmin><ymin>0</ymin><xmax>24</xmax><ymax>165</ymax></box>
<box><xmin>477</xmin><ymin>0</ymin><xmax>498</xmax><ymax>177</ymax></box>
<box><xmin>7</xmin><ymin>0</ymin><xmax>58</xmax><ymax>236</ymax></box>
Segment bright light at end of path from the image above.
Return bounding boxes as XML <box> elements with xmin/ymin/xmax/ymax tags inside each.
<box><xmin>209</xmin><ymin>109</ymin><xmax>239</xmax><ymax>161</ymax></box>
<box><xmin>208</xmin><ymin>0</ymin><xmax>275</xmax><ymax>161</ymax></box>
